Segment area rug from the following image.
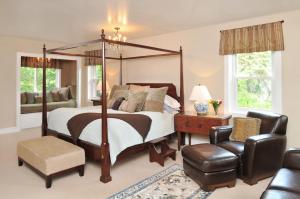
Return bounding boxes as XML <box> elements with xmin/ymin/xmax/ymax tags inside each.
<box><xmin>107</xmin><ymin>164</ymin><xmax>212</xmax><ymax>199</ymax></box>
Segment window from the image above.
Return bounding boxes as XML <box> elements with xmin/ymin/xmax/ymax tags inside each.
<box><xmin>225</xmin><ymin>51</ymin><xmax>282</xmax><ymax>113</ymax></box>
<box><xmin>87</xmin><ymin>65</ymin><xmax>102</xmax><ymax>100</ymax></box>
<box><xmin>20</xmin><ymin>67</ymin><xmax>61</xmax><ymax>92</ymax></box>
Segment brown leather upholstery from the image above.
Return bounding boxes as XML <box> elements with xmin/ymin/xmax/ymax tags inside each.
<box><xmin>267</xmin><ymin>169</ymin><xmax>300</xmax><ymax>193</ymax></box>
<box><xmin>182</xmin><ymin>144</ymin><xmax>237</xmax><ymax>191</ymax></box>
<box><xmin>210</xmin><ymin>111</ymin><xmax>288</xmax><ymax>185</ymax></box>
<box><xmin>247</xmin><ymin>111</ymin><xmax>288</xmax><ymax>135</ymax></box>
<box><xmin>283</xmin><ymin>148</ymin><xmax>300</xmax><ymax>170</ymax></box>
<box><xmin>217</xmin><ymin>141</ymin><xmax>244</xmax><ymax>157</ymax></box>
<box><xmin>261</xmin><ymin>190</ymin><xmax>300</xmax><ymax>199</ymax></box>
<box><xmin>182</xmin><ymin>144</ymin><xmax>237</xmax><ymax>172</ymax></box>
<box><xmin>260</xmin><ymin>149</ymin><xmax>300</xmax><ymax>199</ymax></box>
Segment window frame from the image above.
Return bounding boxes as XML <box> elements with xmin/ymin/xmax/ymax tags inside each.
<box><xmin>224</xmin><ymin>51</ymin><xmax>282</xmax><ymax>114</ymax></box>
<box><xmin>20</xmin><ymin>67</ymin><xmax>61</xmax><ymax>93</ymax></box>
<box><xmin>87</xmin><ymin>65</ymin><xmax>102</xmax><ymax>100</ymax></box>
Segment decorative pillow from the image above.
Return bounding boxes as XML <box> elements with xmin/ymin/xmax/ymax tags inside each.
<box><xmin>68</xmin><ymin>85</ymin><xmax>76</xmax><ymax>99</ymax></box>
<box><xmin>111</xmin><ymin>97</ymin><xmax>125</xmax><ymax>110</ymax></box>
<box><xmin>51</xmin><ymin>91</ymin><xmax>61</xmax><ymax>102</ymax></box>
<box><xmin>231</xmin><ymin>117</ymin><xmax>262</xmax><ymax>142</ymax></box>
<box><xmin>58</xmin><ymin>87</ymin><xmax>70</xmax><ymax>101</ymax></box>
<box><xmin>109</xmin><ymin>85</ymin><xmax>129</xmax><ymax>99</ymax></box>
<box><xmin>143</xmin><ymin>87</ymin><xmax>168</xmax><ymax>112</ymax></box>
<box><xmin>127</xmin><ymin>91</ymin><xmax>147</xmax><ymax>112</ymax></box>
<box><xmin>119</xmin><ymin>100</ymin><xmax>138</xmax><ymax>113</ymax></box>
<box><xmin>47</xmin><ymin>92</ymin><xmax>53</xmax><ymax>102</ymax></box>
<box><xmin>26</xmin><ymin>92</ymin><xmax>37</xmax><ymax>104</ymax></box>
<box><xmin>108</xmin><ymin>98</ymin><xmax>116</xmax><ymax>108</ymax></box>
<box><xmin>163</xmin><ymin>104</ymin><xmax>180</xmax><ymax>114</ymax></box>
<box><xmin>111</xmin><ymin>89</ymin><xmax>129</xmax><ymax>100</ymax></box>
<box><xmin>119</xmin><ymin>100</ymin><xmax>128</xmax><ymax>112</ymax></box>
<box><xmin>21</xmin><ymin>93</ymin><xmax>27</xmax><ymax>104</ymax></box>
<box><xmin>35</xmin><ymin>96</ymin><xmax>43</xmax><ymax>104</ymax></box>
<box><xmin>164</xmin><ymin>95</ymin><xmax>180</xmax><ymax>109</ymax></box>
<box><xmin>129</xmin><ymin>85</ymin><xmax>150</xmax><ymax>94</ymax></box>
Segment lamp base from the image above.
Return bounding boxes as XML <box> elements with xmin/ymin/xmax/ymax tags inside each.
<box><xmin>194</xmin><ymin>102</ymin><xmax>209</xmax><ymax>115</ymax></box>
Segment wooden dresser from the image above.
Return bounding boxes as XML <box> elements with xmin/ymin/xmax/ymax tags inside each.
<box><xmin>175</xmin><ymin>112</ymin><xmax>232</xmax><ymax>150</ymax></box>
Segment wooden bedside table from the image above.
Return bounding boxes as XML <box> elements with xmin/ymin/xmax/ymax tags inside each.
<box><xmin>175</xmin><ymin>112</ymin><xmax>232</xmax><ymax>150</ymax></box>
<box><xmin>91</xmin><ymin>99</ymin><xmax>102</xmax><ymax>106</ymax></box>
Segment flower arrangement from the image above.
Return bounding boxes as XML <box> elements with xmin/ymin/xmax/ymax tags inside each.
<box><xmin>209</xmin><ymin>99</ymin><xmax>222</xmax><ymax>115</ymax></box>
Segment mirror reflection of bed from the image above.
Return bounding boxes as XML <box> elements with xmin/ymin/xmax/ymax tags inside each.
<box><xmin>19</xmin><ymin>56</ymin><xmax>80</xmax><ymax>129</ymax></box>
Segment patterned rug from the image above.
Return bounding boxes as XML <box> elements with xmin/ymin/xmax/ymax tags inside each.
<box><xmin>107</xmin><ymin>164</ymin><xmax>212</xmax><ymax>199</ymax></box>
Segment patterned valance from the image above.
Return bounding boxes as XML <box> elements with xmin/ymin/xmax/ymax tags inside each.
<box><xmin>85</xmin><ymin>50</ymin><xmax>102</xmax><ymax>66</ymax></box>
<box><xmin>219</xmin><ymin>21</ymin><xmax>284</xmax><ymax>55</ymax></box>
<box><xmin>21</xmin><ymin>56</ymin><xmax>63</xmax><ymax>69</ymax></box>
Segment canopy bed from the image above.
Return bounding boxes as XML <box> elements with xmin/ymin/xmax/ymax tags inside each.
<box><xmin>41</xmin><ymin>29</ymin><xmax>184</xmax><ymax>183</ymax></box>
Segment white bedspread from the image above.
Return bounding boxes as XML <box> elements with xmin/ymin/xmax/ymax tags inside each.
<box><xmin>48</xmin><ymin>106</ymin><xmax>175</xmax><ymax>164</ymax></box>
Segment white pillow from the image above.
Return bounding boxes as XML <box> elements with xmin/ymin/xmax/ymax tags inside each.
<box><xmin>163</xmin><ymin>104</ymin><xmax>179</xmax><ymax>114</ymax></box>
<box><xmin>164</xmin><ymin>95</ymin><xmax>180</xmax><ymax>109</ymax></box>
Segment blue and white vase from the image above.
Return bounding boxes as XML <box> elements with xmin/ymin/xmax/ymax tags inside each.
<box><xmin>194</xmin><ymin>102</ymin><xmax>208</xmax><ymax>115</ymax></box>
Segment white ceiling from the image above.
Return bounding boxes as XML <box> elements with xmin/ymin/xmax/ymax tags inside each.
<box><xmin>1</xmin><ymin>0</ymin><xmax>300</xmax><ymax>43</ymax></box>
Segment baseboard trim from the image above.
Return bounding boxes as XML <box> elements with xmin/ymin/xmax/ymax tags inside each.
<box><xmin>0</xmin><ymin>127</ymin><xmax>20</xmax><ymax>134</ymax></box>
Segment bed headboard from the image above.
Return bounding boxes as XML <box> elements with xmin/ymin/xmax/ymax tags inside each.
<box><xmin>126</xmin><ymin>83</ymin><xmax>180</xmax><ymax>102</ymax></box>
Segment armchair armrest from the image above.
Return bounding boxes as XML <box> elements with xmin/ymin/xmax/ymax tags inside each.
<box><xmin>209</xmin><ymin>125</ymin><xmax>233</xmax><ymax>144</ymax></box>
<box><xmin>243</xmin><ymin>134</ymin><xmax>286</xmax><ymax>183</ymax></box>
<box><xmin>283</xmin><ymin>148</ymin><xmax>300</xmax><ymax>170</ymax></box>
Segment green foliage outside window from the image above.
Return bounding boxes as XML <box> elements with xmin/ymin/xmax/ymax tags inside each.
<box><xmin>96</xmin><ymin>65</ymin><xmax>102</xmax><ymax>82</ymax></box>
<box><xmin>236</xmin><ymin>51</ymin><xmax>272</xmax><ymax>110</ymax></box>
<box><xmin>36</xmin><ymin>68</ymin><xmax>57</xmax><ymax>92</ymax></box>
<box><xmin>20</xmin><ymin>67</ymin><xmax>58</xmax><ymax>93</ymax></box>
<box><xmin>20</xmin><ymin>67</ymin><xmax>35</xmax><ymax>92</ymax></box>
<box><xmin>95</xmin><ymin>65</ymin><xmax>102</xmax><ymax>97</ymax></box>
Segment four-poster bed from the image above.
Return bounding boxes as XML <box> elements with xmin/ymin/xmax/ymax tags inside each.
<box><xmin>42</xmin><ymin>29</ymin><xmax>184</xmax><ymax>183</ymax></box>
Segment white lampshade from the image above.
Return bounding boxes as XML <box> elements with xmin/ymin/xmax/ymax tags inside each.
<box><xmin>96</xmin><ymin>81</ymin><xmax>110</xmax><ymax>92</ymax></box>
<box><xmin>189</xmin><ymin>85</ymin><xmax>211</xmax><ymax>103</ymax></box>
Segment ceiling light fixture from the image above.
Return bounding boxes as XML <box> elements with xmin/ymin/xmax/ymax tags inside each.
<box><xmin>107</xmin><ymin>27</ymin><xmax>127</xmax><ymax>54</ymax></box>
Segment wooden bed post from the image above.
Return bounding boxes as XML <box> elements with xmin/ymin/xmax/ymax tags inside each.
<box><xmin>120</xmin><ymin>54</ymin><xmax>123</xmax><ymax>85</ymax></box>
<box><xmin>42</xmin><ymin>44</ymin><xmax>48</xmax><ymax>136</ymax></box>
<box><xmin>100</xmin><ymin>29</ymin><xmax>112</xmax><ymax>183</ymax></box>
<box><xmin>179</xmin><ymin>46</ymin><xmax>184</xmax><ymax>113</ymax></box>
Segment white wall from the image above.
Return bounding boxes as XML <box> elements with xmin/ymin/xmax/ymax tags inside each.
<box><xmin>123</xmin><ymin>10</ymin><xmax>300</xmax><ymax>148</ymax></box>
<box><xmin>0</xmin><ymin>36</ymin><xmax>66</xmax><ymax>130</ymax></box>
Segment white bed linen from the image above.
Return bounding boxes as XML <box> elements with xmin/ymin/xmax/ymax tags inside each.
<box><xmin>48</xmin><ymin>106</ymin><xmax>175</xmax><ymax>164</ymax></box>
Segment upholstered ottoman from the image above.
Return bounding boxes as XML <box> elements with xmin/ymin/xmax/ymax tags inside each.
<box><xmin>17</xmin><ymin>136</ymin><xmax>85</xmax><ymax>188</ymax></box>
<box><xmin>182</xmin><ymin>144</ymin><xmax>237</xmax><ymax>191</ymax></box>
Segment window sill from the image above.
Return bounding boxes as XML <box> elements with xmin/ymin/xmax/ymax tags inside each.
<box><xmin>229</xmin><ymin>109</ymin><xmax>277</xmax><ymax>117</ymax></box>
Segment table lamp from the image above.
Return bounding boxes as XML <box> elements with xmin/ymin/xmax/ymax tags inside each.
<box><xmin>189</xmin><ymin>84</ymin><xmax>211</xmax><ymax>115</ymax></box>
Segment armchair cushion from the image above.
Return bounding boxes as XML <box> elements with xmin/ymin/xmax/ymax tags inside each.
<box><xmin>231</xmin><ymin>117</ymin><xmax>261</xmax><ymax>142</ymax></box>
<box><xmin>217</xmin><ymin>141</ymin><xmax>244</xmax><ymax>157</ymax></box>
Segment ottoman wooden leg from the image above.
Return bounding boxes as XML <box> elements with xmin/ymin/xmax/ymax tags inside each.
<box><xmin>46</xmin><ymin>175</ymin><xmax>52</xmax><ymax>189</ymax></box>
<box><xmin>18</xmin><ymin>157</ymin><xmax>23</xmax><ymax>166</ymax></box>
<box><xmin>78</xmin><ymin>165</ymin><xmax>84</xmax><ymax>177</ymax></box>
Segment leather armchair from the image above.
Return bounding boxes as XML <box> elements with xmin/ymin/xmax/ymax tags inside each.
<box><xmin>209</xmin><ymin>111</ymin><xmax>288</xmax><ymax>185</ymax></box>
<box><xmin>260</xmin><ymin>149</ymin><xmax>300</xmax><ymax>199</ymax></box>
<box><xmin>283</xmin><ymin>148</ymin><xmax>300</xmax><ymax>170</ymax></box>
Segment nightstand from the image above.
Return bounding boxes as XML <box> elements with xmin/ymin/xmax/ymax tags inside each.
<box><xmin>91</xmin><ymin>99</ymin><xmax>102</xmax><ymax>106</ymax></box>
<box><xmin>175</xmin><ymin>112</ymin><xmax>232</xmax><ymax>150</ymax></box>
